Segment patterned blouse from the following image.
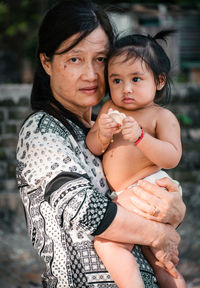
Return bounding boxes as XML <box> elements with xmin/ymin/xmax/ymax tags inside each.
<box><xmin>16</xmin><ymin>112</ymin><xmax>158</xmax><ymax>288</ymax></box>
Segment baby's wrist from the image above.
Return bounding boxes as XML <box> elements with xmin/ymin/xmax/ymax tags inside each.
<box><xmin>97</xmin><ymin>129</ymin><xmax>113</xmax><ymax>153</ymax></box>
<box><xmin>133</xmin><ymin>127</ymin><xmax>144</xmax><ymax>146</ymax></box>
<box><xmin>98</xmin><ymin>129</ymin><xmax>112</xmax><ymax>142</ymax></box>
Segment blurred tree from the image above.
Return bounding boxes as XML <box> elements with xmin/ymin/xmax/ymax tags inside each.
<box><xmin>0</xmin><ymin>0</ymin><xmax>199</xmax><ymax>82</ymax></box>
<box><xmin>0</xmin><ymin>0</ymin><xmax>56</xmax><ymax>82</ymax></box>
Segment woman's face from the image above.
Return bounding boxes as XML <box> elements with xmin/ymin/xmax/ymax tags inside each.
<box><xmin>41</xmin><ymin>26</ymin><xmax>109</xmax><ymax>117</ymax></box>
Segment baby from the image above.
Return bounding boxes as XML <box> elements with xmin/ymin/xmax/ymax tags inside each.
<box><xmin>86</xmin><ymin>31</ymin><xmax>186</xmax><ymax>288</ymax></box>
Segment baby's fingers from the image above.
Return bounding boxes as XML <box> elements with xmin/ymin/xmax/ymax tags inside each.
<box><xmin>99</xmin><ymin>114</ymin><xmax>116</xmax><ymax>127</ymax></box>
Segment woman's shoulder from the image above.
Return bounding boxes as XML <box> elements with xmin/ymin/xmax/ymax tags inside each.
<box><xmin>19</xmin><ymin>111</ymin><xmax>70</xmax><ymax>140</ymax></box>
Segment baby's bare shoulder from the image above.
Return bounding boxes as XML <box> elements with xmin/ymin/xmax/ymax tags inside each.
<box><xmin>155</xmin><ymin>106</ymin><xmax>177</xmax><ymax>120</ymax></box>
<box><xmin>100</xmin><ymin>99</ymin><xmax>113</xmax><ymax>113</ymax></box>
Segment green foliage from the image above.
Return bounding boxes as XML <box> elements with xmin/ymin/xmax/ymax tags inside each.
<box><xmin>0</xmin><ymin>0</ymin><xmax>200</xmax><ymax>82</ymax></box>
<box><xmin>0</xmin><ymin>0</ymin><xmax>56</xmax><ymax>62</ymax></box>
<box><xmin>174</xmin><ymin>72</ymin><xmax>189</xmax><ymax>83</ymax></box>
<box><xmin>97</xmin><ymin>0</ymin><xmax>200</xmax><ymax>3</ymax></box>
<box><xmin>0</xmin><ymin>2</ymin><xmax>8</xmax><ymax>18</ymax></box>
<box><xmin>177</xmin><ymin>114</ymin><xmax>193</xmax><ymax>126</ymax></box>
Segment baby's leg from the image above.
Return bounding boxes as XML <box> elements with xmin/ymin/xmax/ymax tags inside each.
<box><xmin>142</xmin><ymin>246</ymin><xmax>187</xmax><ymax>288</ymax></box>
<box><xmin>94</xmin><ymin>237</ymin><xmax>144</xmax><ymax>288</ymax></box>
<box><xmin>155</xmin><ymin>268</ymin><xmax>187</xmax><ymax>288</ymax></box>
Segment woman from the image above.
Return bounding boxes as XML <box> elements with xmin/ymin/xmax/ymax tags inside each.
<box><xmin>16</xmin><ymin>1</ymin><xmax>186</xmax><ymax>287</ymax></box>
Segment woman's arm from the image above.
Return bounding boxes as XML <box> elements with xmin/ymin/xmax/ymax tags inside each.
<box><xmin>97</xmin><ymin>178</ymin><xmax>185</xmax><ymax>278</ymax></box>
<box><xmin>98</xmin><ymin>203</ymin><xmax>180</xmax><ymax>278</ymax></box>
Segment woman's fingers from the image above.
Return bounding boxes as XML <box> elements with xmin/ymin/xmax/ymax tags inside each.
<box><xmin>130</xmin><ymin>193</ymin><xmax>157</xmax><ymax>215</ymax></box>
<box><xmin>164</xmin><ymin>261</ymin><xmax>179</xmax><ymax>278</ymax></box>
<box><xmin>152</xmin><ymin>248</ymin><xmax>179</xmax><ymax>278</ymax></box>
<box><xmin>137</xmin><ymin>179</ymin><xmax>167</xmax><ymax>198</ymax></box>
<box><xmin>120</xmin><ymin>177</ymin><xmax>185</xmax><ymax>226</ymax></box>
<box><xmin>155</xmin><ymin>177</ymin><xmax>180</xmax><ymax>192</ymax></box>
<box><xmin>171</xmin><ymin>253</ymin><xmax>179</xmax><ymax>266</ymax></box>
<box><xmin>124</xmin><ymin>205</ymin><xmax>161</xmax><ymax>222</ymax></box>
<box><xmin>130</xmin><ymin>179</ymin><xmax>184</xmax><ymax>225</ymax></box>
<box><xmin>129</xmin><ymin>184</ymin><xmax>163</xmax><ymax>216</ymax></box>
<box><xmin>130</xmin><ymin>184</ymin><xmax>159</xmax><ymax>204</ymax></box>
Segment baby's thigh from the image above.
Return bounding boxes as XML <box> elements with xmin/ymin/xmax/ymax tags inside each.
<box><xmin>94</xmin><ymin>237</ymin><xmax>133</xmax><ymax>254</ymax></box>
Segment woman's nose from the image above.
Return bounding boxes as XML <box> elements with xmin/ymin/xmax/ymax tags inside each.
<box><xmin>81</xmin><ymin>62</ymin><xmax>98</xmax><ymax>81</ymax></box>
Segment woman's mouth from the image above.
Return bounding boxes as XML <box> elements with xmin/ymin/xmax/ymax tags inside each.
<box><xmin>80</xmin><ymin>86</ymin><xmax>98</xmax><ymax>95</ymax></box>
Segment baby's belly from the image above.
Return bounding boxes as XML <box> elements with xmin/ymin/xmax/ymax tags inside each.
<box><xmin>102</xmin><ymin>145</ymin><xmax>158</xmax><ymax>191</ymax></box>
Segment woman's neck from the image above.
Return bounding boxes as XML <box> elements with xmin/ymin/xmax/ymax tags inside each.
<box><xmin>50</xmin><ymin>96</ymin><xmax>93</xmax><ymax>128</ymax></box>
<box><xmin>77</xmin><ymin>109</ymin><xmax>92</xmax><ymax>128</ymax></box>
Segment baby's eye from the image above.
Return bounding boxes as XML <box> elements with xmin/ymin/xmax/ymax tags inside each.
<box><xmin>132</xmin><ymin>77</ymin><xmax>141</xmax><ymax>82</ymax></box>
<box><xmin>114</xmin><ymin>79</ymin><xmax>121</xmax><ymax>84</ymax></box>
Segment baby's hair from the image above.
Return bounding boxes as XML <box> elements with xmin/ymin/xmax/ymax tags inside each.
<box><xmin>107</xmin><ymin>30</ymin><xmax>176</xmax><ymax>103</ymax></box>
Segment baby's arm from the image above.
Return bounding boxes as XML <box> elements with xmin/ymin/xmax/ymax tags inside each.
<box><xmin>137</xmin><ymin>108</ymin><xmax>182</xmax><ymax>169</ymax></box>
<box><xmin>123</xmin><ymin>108</ymin><xmax>182</xmax><ymax>169</ymax></box>
<box><xmin>86</xmin><ymin>101</ymin><xmax>118</xmax><ymax>155</ymax></box>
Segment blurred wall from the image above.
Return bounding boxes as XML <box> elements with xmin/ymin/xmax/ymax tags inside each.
<box><xmin>0</xmin><ymin>84</ymin><xmax>200</xmax><ymax>287</ymax></box>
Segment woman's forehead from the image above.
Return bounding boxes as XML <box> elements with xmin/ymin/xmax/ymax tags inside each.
<box><xmin>56</xmin><ymin>26</ymin><xmax>109</xmax><ymax>54</ymax></box>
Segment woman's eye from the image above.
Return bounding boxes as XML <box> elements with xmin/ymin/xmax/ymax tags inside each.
<box><xmin>114</xmin><ymin>79</ymin><xmax>121</xmax><ymax>84</ymax></box>
<box><xmin>70</xmin><ymin>58</ymin><xmax>79</xmax><ymax>63</ymax></box>
<box><xmin>97</xmin><ymin>57</ymin><xmax>106</xmax><ymax>63</ymax></box>
<box><xmin>132</xmin><ymin>77</ymin><xmax>141</xmax><ymax>82</ymax></box>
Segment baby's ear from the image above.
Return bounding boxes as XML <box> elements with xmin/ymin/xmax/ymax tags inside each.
<box><xmin>157</xmin><ymin>74</ymin><xmax>166</xmax><ymax>91</ymax></box>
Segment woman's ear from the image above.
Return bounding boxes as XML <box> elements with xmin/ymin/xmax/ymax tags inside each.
<box><xmin>40</xmin><ymin>53</ymin><xmax>52</xmax><ymax>76</ymax></box>
<box><xmin>157</xmin><ymin>74</ymin><xmax>166</xmax><ymax>91</ymax></box>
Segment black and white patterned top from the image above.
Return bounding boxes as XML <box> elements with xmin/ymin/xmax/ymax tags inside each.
<box><xmin>16</xmin><ymin>111</ymin><xmax>158</xmax><ymax>288</ymax></box>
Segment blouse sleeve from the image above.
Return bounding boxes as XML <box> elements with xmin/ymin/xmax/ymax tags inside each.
<box><xmin>16</xmin><ymin>115</ymin><xmax>117</xmax><ymax>236</ymax></box>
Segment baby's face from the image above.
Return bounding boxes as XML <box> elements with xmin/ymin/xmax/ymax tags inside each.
<box><xmin>108</xmin><ymin>54</ymin><xmax>164</xmax><ymax>111</ymax></box>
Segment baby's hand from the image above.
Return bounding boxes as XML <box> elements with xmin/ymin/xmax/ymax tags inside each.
<box><xmin>122</xmin><ymin>116</ymin><xmax>142</xmax><ymax>143</ymax></box>
<box><xmin>98</xmin><ymin>113</ymin><xmax>119</xmax><ymax>140</ymax></box>
<box><xmin>107</xmin><ymin>108</ymin><xmax>126</xmax><ymax>126</ymax></box>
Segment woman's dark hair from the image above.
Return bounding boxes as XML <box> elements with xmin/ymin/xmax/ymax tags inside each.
<box><xmin>31</xmin><ymin>0</ymin><xmax>115</xmax><ymax>136</ymax></box>
<box><xmin>107</xmin><ymin>30</ymin><xmax>175</xmax><ymax>104</ymax></box>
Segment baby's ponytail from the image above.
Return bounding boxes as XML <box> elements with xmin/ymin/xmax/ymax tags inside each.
<box><xmin>153</xmin><ymin>29</ymin><xmax>176</xmax><ymax>43</ymax></box>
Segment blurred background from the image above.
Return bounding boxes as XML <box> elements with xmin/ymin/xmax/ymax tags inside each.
<box><xmin>0</xmin><ymin>0</ymin><xmax>199</xmax><ymax>287</ymax></box>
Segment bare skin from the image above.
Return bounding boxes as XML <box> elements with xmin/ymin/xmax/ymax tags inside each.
<box><xmin>86</xmin><ymin>55</ymin><xmax>186</xmax><ymax>287</ymax></box>
<box><xmin>86</xmin><ymin>57</ymin><xmax>182</xmax><ymax>192</ymax></box>
<box><xmin>40</xmin><ymin>28</ymin><xmax>186</xmax><ymax>286</ymax></box>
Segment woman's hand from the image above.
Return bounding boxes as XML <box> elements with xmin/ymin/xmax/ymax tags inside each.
<box><xmin>115</xmin><ymin>177</ymin><xmax>186</xmax><ymax>228</ymax></box>
<box><xmin>150</xmin><ymin>222</ymin><xmax>180</xmax><ymax>278</ymax></box>
<box><xmin>131</xmin><ymin>178</ymin><xmax>186</xmax><ymax>227</ymax></box>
